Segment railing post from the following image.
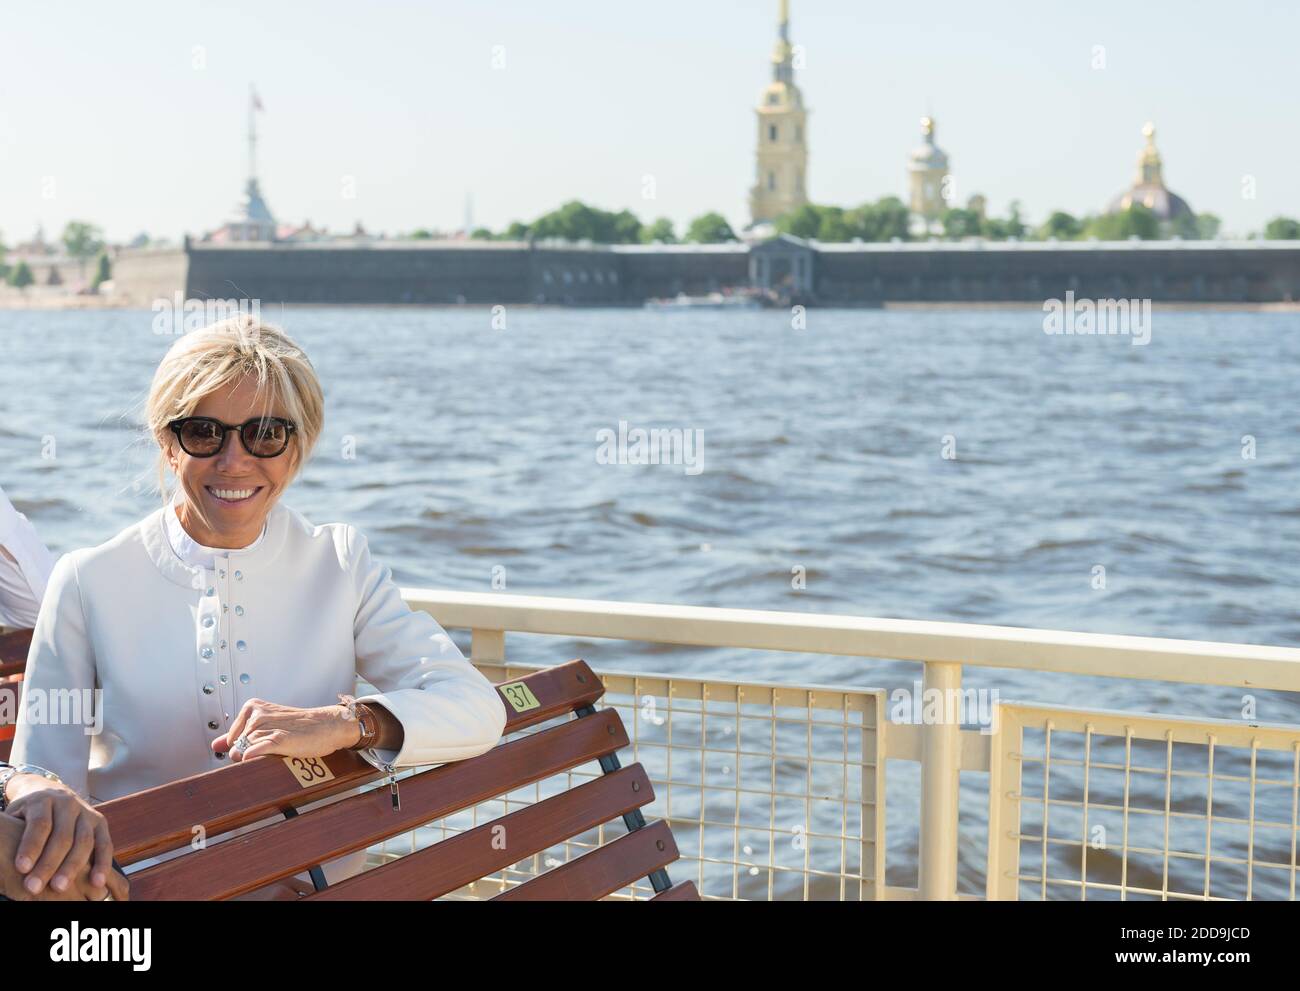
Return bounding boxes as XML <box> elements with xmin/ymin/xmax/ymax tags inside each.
<box><xmin>919</xmin><ymin>661</ymin><xmax>961</xmax><ymax>900</ymax></box>
<box><xmin>471</xmin><ymin>628</ymin><xmax>505</xmax><ymax>664</ymax></box>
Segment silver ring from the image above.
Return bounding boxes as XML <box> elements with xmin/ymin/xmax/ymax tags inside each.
<box><xmin>234</xmin><ymin>735</ymin><xmax>250</xmax><ymax>753</ymax></box>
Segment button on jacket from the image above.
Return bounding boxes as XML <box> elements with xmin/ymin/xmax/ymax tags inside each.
<box><xmin>11</xmin><ymin>499</ymin><xmax>508</xmax><ymax>884</ymax></box>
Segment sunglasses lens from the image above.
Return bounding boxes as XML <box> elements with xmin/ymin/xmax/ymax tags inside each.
<box><xmin>243</xmin><ymin>418</ymin><xmax>290</xmax><ymax>457</ymax></box>
<box><xmin>179</xmin><ymin>419</ymin><xmax>223</xmax><ymax>455</ymax></box>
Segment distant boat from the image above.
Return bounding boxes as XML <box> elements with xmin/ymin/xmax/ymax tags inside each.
<box><xmin>644</xmin><ymin>289</ymin><xmax>770</xmax><ymax>310</ymax></box>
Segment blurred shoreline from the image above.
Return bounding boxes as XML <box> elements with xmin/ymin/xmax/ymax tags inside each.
<box><xmin>2</xmin><ymin>293</ymin><xmax>1297</xmax><ymax>313</ymax></box>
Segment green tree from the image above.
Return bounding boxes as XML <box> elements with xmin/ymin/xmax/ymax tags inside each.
<box><xmin>61</xmin><ymin>221</ymin><xmax>104</xmax><ymax>279</ymax></box>
<box><xmin>941</xmin><ymin>207</ymin><xmax>983</xmax><ymax>239</ymax></box>
<box><xmin>1036</xmin><ymin>211</ymin><xmax>1083</xmax><ymax>240</ymax></box>
<box><xmin>409</xmin><ymin>229</ymin><xmax>434</xmax><ymax>240</ymax></box>
<box><xmin>8</xmin><ymin>260</ymin><xmax>34</xmax><ymax>289</ymax></box>
<box><xmin>685</xmin><ymin>212</ymin><xmax>736</xmax><ymax>244</ymax></box>
<box><xmin>470</xmin><ymin>227</ymin><xmax>495</xmax><ymax>240</ymax></box>
<box><xmin>1167</xmin><ymin>211</ymin><xmax>1201</xmax><ymax>239</ymax></box>
<box><xmin>775</xmin><ymin>204</ymin><xmax>823</xmax><ymax>239</ymax></box>
<box><xmin>1084</xmin><ymin>205</ymin><xmax>1159</xmax><ymax>240</ymax></box>
<box><xmin>529</xmin><ymin>201</ymin><xmax>643</xmax><ymax>243</ymax></box>
<box><xmin>983</xmin><ymin>201</ymin><xmax>1027</xmax><ymax>240</ymax></box>
<box><xmin>776</xmin><ymin>198</ymin><xmax>911</xmax><ymax>242</ymax></box>
<box><xmin>504</xmin><ymin>221</ymin><xmax>531</xmax><ymax>240</ymax></box>
<box><xmin>640</xmin><ymin>217</ymin><xmax>677</xmax><ymax>244</ymax></box>
<box><xmin>814</xmin><ymin>206</ymin><xmax>855</xmax><ymax>242</ymax></box>
<box><xmin>1264</xmin><ymin>216</ymin><xmax>1300</xmax><ymax>240</ymax></box>
<box><xmin>1195</xmin><ymin>213</ymin><xmax>1221</xmax><ymax>240</ymax></box>
<box><xmin>91</xmin><ymin>251</ymin><xmax>112</xmax><ymax>291</ymax></box>
<box><xmin>851</xmin><ymin>196</ymin><xmax>911</xmax><ymax>242</ymax></box>
<box><xmin>609</xmin><ymin>209</ymin><xmax>642</xmax><ymax>244</ymax></box>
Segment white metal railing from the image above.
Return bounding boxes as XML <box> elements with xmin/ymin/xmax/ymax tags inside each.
<box><xmin>367</xmin><ymin>665</ymin><xmax>884</xmax><ymax>900</ymax></box>
<box><xmin>394</xmin><ymin>589</ymin><xmax>1300</xmax><ymax>901</ymax></box>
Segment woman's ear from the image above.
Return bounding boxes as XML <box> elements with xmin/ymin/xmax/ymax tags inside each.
<box><xmin>162</xmin><ymin>437</ymin><xmax>179</xmax><ymax>472</ymax></box>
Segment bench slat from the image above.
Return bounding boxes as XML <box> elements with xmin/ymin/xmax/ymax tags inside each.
<box><xmin>105</xmin><ymin>749</ymin><xmax>378</xmax><ymax>864</ymax></box>
<box><xmin>307</xmin><ymin>763</ymin><xmax>653</xmax><ymax>900</ymax></box>
<box><xmin>1</xmin><ymin>677</ymin><xmax>21</xmax><ymax>761</ymax></box>
<box><xmin>0</xmin><ymin>629</ymin><xmax>31</xmax><ymax>676</ymax></box>
<box><xmin>99</xmin><ymin>660</ymin><xmax>604</xmax><ymax>863</ymax></box>
<box><xmin>650</xmin><ymin>880</ymin><xmax>701</xmax><ymax>901</ymax></box>
<box><xmin>492</xmin><ymin>819</ymin><xmax>679</xmax><ymax>901</ymax></box>
<box><xmin>127</xmin><ymin>708</ymin><xmax>628</xmax><ymax>899</ymax></box>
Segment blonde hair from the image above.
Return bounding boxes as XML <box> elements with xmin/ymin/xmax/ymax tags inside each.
<box><xmin>146</xmin><ymin>316</ymin><xmax>324</xmax><ymax>523</ymax></box>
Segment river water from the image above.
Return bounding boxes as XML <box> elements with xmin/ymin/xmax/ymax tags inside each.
<box><xmin>2</xmin><ymin>305</ymin><xmax>1298</xmax><ymax>897</ymax></box>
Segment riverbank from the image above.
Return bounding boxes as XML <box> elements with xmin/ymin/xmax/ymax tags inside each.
<box><xmin>1</xmin><ymin>293</ymin><xmax>1298</xmax><ymax>313</ymax></box>
<box><xmin>0</xmin><ymin>290</ymin><xmax>134</xmax><ymax>309</ymax></box>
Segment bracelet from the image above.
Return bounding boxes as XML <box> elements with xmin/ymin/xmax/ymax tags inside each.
<box><xmin>336</xmin><ymin>695</ymin><xmax>380</xmax><ymax>751</ymax></box>
<box><xmin>0</xmin><ymin>762</ymin><xmax>62</xmax><ymax>813</ymax></box>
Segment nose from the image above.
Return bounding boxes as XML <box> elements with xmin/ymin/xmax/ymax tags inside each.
<box><xmin>214</xmin><ymin>429</ymin><xmax>258</xmax><ymax>472</ymax></box>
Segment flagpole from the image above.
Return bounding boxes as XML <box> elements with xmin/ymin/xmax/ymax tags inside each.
<box><xmin>248</xmin><ymin>83</ymin><xmax>257</xmax><ymax>182</ymax></box>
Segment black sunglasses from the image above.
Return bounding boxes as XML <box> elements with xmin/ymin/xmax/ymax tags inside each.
<box><xmin>168</xmin><ymin>416</ymin><xmax>298</xmax><ymax>459</ymax></box>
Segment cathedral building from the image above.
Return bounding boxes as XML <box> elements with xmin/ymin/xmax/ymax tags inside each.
<box><xmin>908</xmin><ymin>116</ymin><xmax>950</xmax><ymax>234</ymax></box>
<box><xmin>1106</xmin><ymin>122</ymin><xmax>1194</xmax><ymax>227</ymax></box>
<box><xmin>748</xmin><ymin>1</ymin><xmax>809</xmax><ymax>227</ymax></box>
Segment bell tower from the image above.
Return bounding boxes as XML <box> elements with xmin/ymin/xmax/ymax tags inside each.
<box><xmin>908</xmin><ymin>116</ymin><xmax>950</xmax><ymax>230</ymax></box>
<box><xmin>749</xmin><ymin>0</ymin><xmax>809</xmax><ymax>226</ymax></box>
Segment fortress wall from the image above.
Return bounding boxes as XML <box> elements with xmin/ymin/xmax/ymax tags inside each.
<box><xmin>111</xmin><ymin>242</ymin><xmax>1300</xmax><ymax>307</ymax></box>
<box><xmin>815</xmin><ymin>246</ymin><xmax>1300</xmax><ymax>303</ymax></box>
<box><xmin>187</xmin><ymin>245</ymin><xmax>536</xmax><ymax>304</ymax></box>
<box><xmin>616</xmin><ymin>251</ymin><xmax>751</xmax><ymax>301</ymax></box>
<box><xmin>527</xmin><ymin>248</ymin><xmax>626</xmax><ymax>304</ymax></box>
<box><xmin>110</xmin><ymin>247</ymin><xmax>190</xmax><ymax>304</ymax></box>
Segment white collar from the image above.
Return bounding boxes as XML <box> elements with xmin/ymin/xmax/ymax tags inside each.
<box><xmin>164</xmin><ymin>492</ymin><xmax>268</xmax><ymax>571</ymax></box>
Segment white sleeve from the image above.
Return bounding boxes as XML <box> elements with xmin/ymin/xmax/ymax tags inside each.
<box><xmin>10</xmin><ymin>553</ymin><xmax>97</xmax><ymax>799</ymax></box>
<box><xmin>0</xmin><ymin>488</ymin><xmax>57</xmax><ymax>630</ymax></box>
<box><xmin>346</xmin><ymin>526</ymin><xmax>506</xmax><ymax>769</ymax></box>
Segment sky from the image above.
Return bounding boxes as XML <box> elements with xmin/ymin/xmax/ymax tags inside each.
<box><xmin>0</xmin><ymin>0</ymin><xmax>1297</xmax><ymax>244</ymax></box>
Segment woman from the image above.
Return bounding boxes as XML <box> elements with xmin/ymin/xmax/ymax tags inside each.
<box><xmin>4</xmin><ymin>316</ymin><xmax>508</xmax><ymax>900</ymax></box>
<box><xmin>0</xmin><ymin>483</ymin><xmax>57</xmax><ymax>631</ymax></box>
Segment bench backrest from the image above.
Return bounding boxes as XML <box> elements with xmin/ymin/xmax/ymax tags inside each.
<box><xmin>98</xmin><ymin>659</ymin><xmax>697</xmax><ymax>900</ymax></box>
<box><xmin>0</xmin><ymin>628</ymin><xmax>29</xmax><ymax>762</ymax></box>
<box><xmin>0</xmin><ymin>630</ymin><xmax>699</xmax><ymax>900</ymax></box>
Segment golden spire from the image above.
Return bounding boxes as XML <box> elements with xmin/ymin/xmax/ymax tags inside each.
<box><xmin>771</xmin><ymin>0</ymin><xmax>794</xmax><ymax>80</ymax></box>
<box><xmin>1135</xmin><ymin>121</ymin><xmax>1164</xmax><ymax>187</ymax></box>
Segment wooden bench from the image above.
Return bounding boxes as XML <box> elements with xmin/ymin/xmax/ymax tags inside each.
<box><xmin>2</xmin><ymin>637</ymin><xmax>698</xmax><ymax>900</ymax></box>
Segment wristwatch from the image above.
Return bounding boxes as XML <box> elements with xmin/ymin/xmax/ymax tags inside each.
<box><xmin>336</xmin><ymin>695</ymin><xmax>379</xmax><ymax>751</ymax></box>
<box><xmin>0</xmin><ymin>762</ymin><xmax>63</xmax><ymax>812</ymax></box>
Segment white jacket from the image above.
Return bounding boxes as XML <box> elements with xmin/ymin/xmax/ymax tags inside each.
<box><xmin>0</xmin><ymin>483</ymin><xmax>57</xmax><ymax>630</ymax></box>
<box><xmin>11</xmin><ymin>500</ymin><xmax>507</xmax><ymax>885</ymax></box>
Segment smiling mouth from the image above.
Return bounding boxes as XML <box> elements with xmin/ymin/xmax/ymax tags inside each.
<box><xmin>206</xmin><ymin>485</ymin><xmax>263</xmax><ymax>504</ymax></box>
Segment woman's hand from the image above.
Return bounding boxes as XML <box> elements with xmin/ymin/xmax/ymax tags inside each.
<box><xmin>2</xmin><ymin>813</ymin><xmax>117</xmax><ymax>901</ymax></box>
<box><xmin>212</xmin><ymin>698</ymin><xmax>360</xmax><ymax>762</ymax></box>
<box><xmin>3</xmin><ymin>775</ymin><xmax>130</xmax><ymax>901</ymax></box>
